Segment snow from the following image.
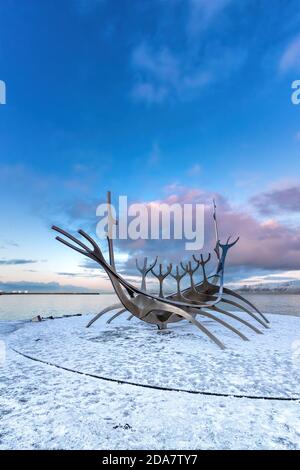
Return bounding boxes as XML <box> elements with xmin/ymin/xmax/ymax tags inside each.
<box><xmin>0</xmin><ymin>312</ymin><xmax>300</xmax><ymax>449</ymax></box>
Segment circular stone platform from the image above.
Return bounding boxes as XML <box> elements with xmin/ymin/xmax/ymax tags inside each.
<box><xmin>8</xmin><ymin>312</ymin><xmax>300</xmax><ymax>399</ymax></box>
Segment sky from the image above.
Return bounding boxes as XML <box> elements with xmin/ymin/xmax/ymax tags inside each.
<box><xmin>1</xmin><ymin>0</ymin><xmax>300</xmax><ymax>292</ymax></box>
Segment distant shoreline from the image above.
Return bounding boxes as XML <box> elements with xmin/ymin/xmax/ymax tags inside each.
<box><xmin>0</xmin><ymin>292</ymin><xmax>106</xmax><ymax>296</ymax></box>
<box><xmin>1</xmin><ymin>291</ymin><xmax>300</xmax><ymax>296</ymax></box>
<box><xmin>236</xmin><ymin>290</ymin><xmax>300</xmax><ymax>295</ymax></box>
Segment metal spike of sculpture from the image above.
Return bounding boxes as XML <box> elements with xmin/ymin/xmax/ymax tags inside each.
<box><xmin>136</xmin><ymin>257</ymin><xmax>158</xmax><ymax>291</ymax></box>
<box><xmin>52</xmin><ymin>191</ymin><xmax>270</xmax><ymax>349</ymax></box>
<box><xmin>151</xmin><ymin>263</ymin><xmax>173</xmax><ymax>298</ymax></box>
<box><xmin>169</xmin><ymin>265</ymin><xmax>187</xmax><ymax>301</ymax></box>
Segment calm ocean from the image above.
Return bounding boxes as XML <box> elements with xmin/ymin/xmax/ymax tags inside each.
<box><xmin>0</xmin><ymin>293</ymin><xmax>299</xmax><ymax>321</ymax></box>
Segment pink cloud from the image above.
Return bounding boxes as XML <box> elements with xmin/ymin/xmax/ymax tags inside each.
<box><xmin>251</xmin><ymin>185</ymin><xmax>300</xmax><ymax>215</ymax></box>
<box><xmin>117</xmin><ymin>186</ymin><xmax>300</xmax><ymax>272</ymax></box>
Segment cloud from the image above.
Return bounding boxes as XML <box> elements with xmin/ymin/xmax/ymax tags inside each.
<box><xmin>0</xmin><ymin>259</ymin><xmax>38</xmax><ymax>265</ymax></box>
<box><xmin>131</xmin><ymin>42</ymin><xmax>210</xmax><ymax>103</ymax></box>
<box><xmin>251</xmin><ymin>185</ymin><xmax>300</xmax><ymax>215</ymax></box>
<box><xmin>131</xmin><ymin>43</ymin><xmax>180</xmax><ymax>103</ymax></box>
<box><xmin>63</xmin><ymin>198</ymin><xmax>100</xmax><ymax>222</ymax></box>
<box><xmin>132</xmin><ymin>43</ymin><xmax>180</xmax><ymax>84</ymax></box>
<box><xmin>2</xmin><ymin>240</ymin><xmax>19</xmax><ymax>248</ymax></box>
<box><xmin>132</xmin><ymin>82</ymin><xmax>168</xmax><ymax>104</ymax></box>
<box><xmin>231</xmin><ymin>270</ymin><xmax>300</xmax><ymax>288</ymax></box>
<box><xmin>187</xmin><ymin>0</ymin><xmax>233</xmax><ymax>37</ymax></box>
<box><xmin>148</xmin><ymin>142</ymin><xmax>161</xmax><ymax>166</ymax></box>
<box><xmin>0</xmin><ymin>162</ymin><xmax>103</xmax><ymax>231</ymax></box>
<box><xmin>129</xmin><ymin>0</ymin><xmax>250</xmax><ymax>104</ymax></box>
<box><xmin>131</xmin><ymin>39</ymin><xmax>246</xmax><ymax>104</ymax></box>
<box><xmin>57</xmin><ymin>272</ymin><xmax>86</xmax><ymax>277</ymax></box>
<box><xmin>56</xmin><ymin>271</ymin><xmax>102</xmax><ymax>278</ymax></box>
<box><xmin>79</xmin><ymin>259</ymin><xmax>101</xmax><ymax>270</ymax></box>
<box><xmin>0</xmin><ymin>281</ymin><xmax>96</xmax><ymax>293</ymax></box>
<box><xmin>187</xmin><ymin>164</ymin><xmax>201</xmax><ymax>177</ymax></box>
<box><xmin>279</xmin><ymin>34</ymin><xmax>300</xmax><ymax>72</ymax></box>
<box><xmin>110</xmin><ymin>185</ymin><xmax>300</xmax><ymax>275</ymax></box>
<box><xmin>0</xmin><ymin>240</ymin><xmax>19</xmax><ymax>250</ymax></box>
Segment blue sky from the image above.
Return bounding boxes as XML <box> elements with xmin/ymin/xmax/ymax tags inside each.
<box><xmin>1</xmin><ymin>0</ymin><xmax>300</xmax><ymax>292</ymax></box>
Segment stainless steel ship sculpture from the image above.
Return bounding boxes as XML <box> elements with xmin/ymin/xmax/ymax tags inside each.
<box><xmin>52</xmin><ymin>192</ymin><xmax>269</xmax><ymax>349</ymax></box>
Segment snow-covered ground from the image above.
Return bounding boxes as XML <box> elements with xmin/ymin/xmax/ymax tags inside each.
<box><xmin>1</xmin><ymin>312</ymin><xmax>300</xmax><ymax>449</ymax></box>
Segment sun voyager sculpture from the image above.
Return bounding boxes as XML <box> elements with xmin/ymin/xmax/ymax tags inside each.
<box><xmin>52</xmin><ymin>191</ymin><xmax>270</xmax><ymax>350</ymax></box>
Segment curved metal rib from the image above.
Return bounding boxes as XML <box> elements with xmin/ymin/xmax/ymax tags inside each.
<box><xmin>204</xmin><ymin>305</ymin><xmax>263</xmax><ymax>334</ymax></box>
<box><xmin>86</xmin><ymin>303</ymin><xmax>123</xmax><ymax>328</ymax></box>
<box><xmin>144</xmin><ymin>305</ymin><xmax>226</xmax><ymax>350</ymax></box>
<box><xmin>218</xmin><ymin>297</ymin><xmax>269</xmax><ymax>328</ymax></box>
<box><xmin>191</xmin><ymin>283</ymin><xmax>269</xmax><ymax>328</ymax></box>
<box><xmin>185</xmin><ymin>289</ymin><xmax>268</xmax><ymax>330</ymax></box>
<box><xmin>191</xmin><ymin>309</ymin><xmax>249</xmax><ymax>341</ymax></box>
<box><xmin>107</xmin><ymin>308</ymin><xmax>126</xmax><ymax>324</ymax></box>
<box><xmin>222</xmin><ymin>287</ymin><xmax>269</xmax><ymax>324</ymax></box>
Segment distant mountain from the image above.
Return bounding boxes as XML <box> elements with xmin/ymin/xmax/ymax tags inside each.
<box><xmin>236</xmin><ymin>280</ymin><xmax>300</xmax><ymax>294</ymax></box>
<box><xmin>0</xmin><ymin>281</ymin><xmax>100</xmax><ymax>294</ymax></box>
